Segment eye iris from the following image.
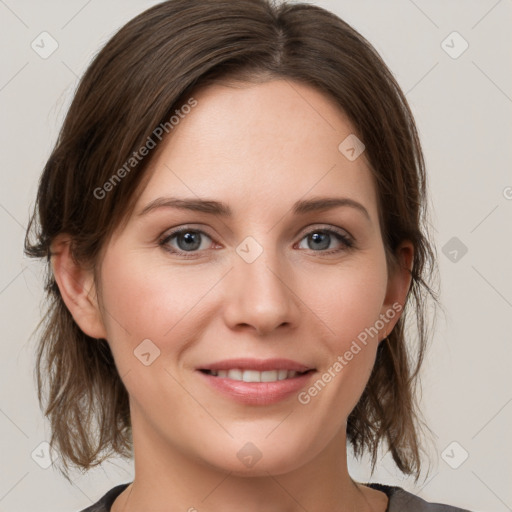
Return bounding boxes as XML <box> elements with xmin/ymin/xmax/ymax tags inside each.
<box><xmin>309</xmin><ymin>232</ymin><xmax>330</xmax><ymax>250</ymax></box>
<box><xmin>171</xmin><ymin>230</ymin><xmax>340</xmax><ymax>253</ymax></box>
<box><xmin>178</xmin><ymin>231</ymin><xmax>201</xmax><ymax>251</ymax></box>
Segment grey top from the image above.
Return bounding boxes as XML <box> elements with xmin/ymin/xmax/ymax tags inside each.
<box><xmin>78</xmin><ymin>482</ymin><xmax>472</xmax><ymax>512</ymax></box>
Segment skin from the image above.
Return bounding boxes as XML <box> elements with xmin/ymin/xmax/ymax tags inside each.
<box><xmin>51</xmin><ymin>79</ymin><xmax>413</xmax><ymax>512</ymax></box>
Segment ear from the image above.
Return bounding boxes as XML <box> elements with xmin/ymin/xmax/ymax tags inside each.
<box><xmin>50</xmin><ymin>233</ymin><xmax>108</xmax><ymax>340</ymax></box>
<box><xmin>380</xmin><ymin>240</ymin><xmax>414</xmax><ymax>340</ymax></box>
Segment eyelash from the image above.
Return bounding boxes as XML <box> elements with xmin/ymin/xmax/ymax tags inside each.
<box><xmin>158</xmin><ymin>225</ymin><xmax>355</xmax><ymax>259</ymax></box>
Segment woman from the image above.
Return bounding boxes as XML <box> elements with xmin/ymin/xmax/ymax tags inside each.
<box><xmin>24</xmin><ymin>1</ymin><xmax>471</xmax><ymax>511</ymax></box>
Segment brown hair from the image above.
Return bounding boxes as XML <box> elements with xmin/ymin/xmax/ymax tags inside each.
<box><xmin>25</xmin><ymin>0</ymin><xmax>438</xmax><ymax>481</ymax></box>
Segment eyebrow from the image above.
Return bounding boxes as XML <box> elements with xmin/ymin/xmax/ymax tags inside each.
<box><xmin>137</xmin><ymin>196</ymin><xmax>371</xmax><ymax>221</ymax></box>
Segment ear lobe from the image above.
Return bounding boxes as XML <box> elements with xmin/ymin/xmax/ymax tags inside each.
<box><xmin>50</xmin><ymin>234</ymin><xmax>107</xmax><ymax>340</ymax></box>
<box><xmin>380</xmin><ymin>241</ymin><xmax>414</xmax><ymax>339</ymax></box>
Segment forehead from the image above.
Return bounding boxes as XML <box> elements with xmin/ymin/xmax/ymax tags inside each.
<box><xmin>133</xmin><ymin>79</ymin><xmax>379</xmax><ymax>225</ymax></box>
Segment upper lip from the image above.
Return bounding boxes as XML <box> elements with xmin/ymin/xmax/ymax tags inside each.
<box><xmin>198</xmin><ymin>358</ymin><xmax>314</xmax><ymax>373</ymax></box>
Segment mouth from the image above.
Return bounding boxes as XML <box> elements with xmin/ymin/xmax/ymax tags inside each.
<box><xmin>196</xmin><ymin>358</ymin><xmax>316</xmax><ymax>405</ymax></box>
<box><xmin>199</xmin><ymin>368</ymin><xmax>314</xmax><ymax>382</ymax></box>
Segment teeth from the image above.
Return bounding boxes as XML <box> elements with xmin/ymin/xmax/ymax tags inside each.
<box><xmin>243</xmin><ymin>370</ymin><xmax>261</xmax><ymax>382</ymax></box>
<box><xmin>207</xmin><ymin>369</ymin><xmax>302</xmax><ymax>382</ymax></box>
<box><xmin>277</xmin><ymin>369</ymin><xmax>288</xmax><ymax>381</ymax></box>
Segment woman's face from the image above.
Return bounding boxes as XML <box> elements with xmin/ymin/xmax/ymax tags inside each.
<box><xmin>93</xmin><ymin>79</ymin><xmax>411</xmax><ymax>476</ymax></box>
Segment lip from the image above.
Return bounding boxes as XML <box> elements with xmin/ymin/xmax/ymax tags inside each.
<box><xmin>198</xmin><ymin>358</ymin><xmax>313</xmax><ymax>373</ymax></box>
<box><xmin>196</xmin><ymin>358</ymin><xmax>316</xmax><ymax>405</ymax></box>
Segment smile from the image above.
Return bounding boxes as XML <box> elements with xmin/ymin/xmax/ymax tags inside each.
<box><xmin>201</xmin><ymin>369</ymin><xmax>310</xmax><ymax>382</ymax></box>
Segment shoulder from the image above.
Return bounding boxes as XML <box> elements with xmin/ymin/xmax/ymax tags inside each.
<box><xmin>77</xmin><ymin>483</ymin><xmax>131</xmax><ymax>512</ymax></box>
<box><xmin>366</xmin><ymin>483</ymin><xmax>473</xmax><ymax>512</ymax></box>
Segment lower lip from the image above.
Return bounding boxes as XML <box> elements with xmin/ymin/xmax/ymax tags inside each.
<box><xmin>197</xmin><ymin>370</ymin><xmax>315</xmax><ymax>405</ymax></box>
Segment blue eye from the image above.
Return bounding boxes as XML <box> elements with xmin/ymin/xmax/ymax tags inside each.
<box><xmin>159</xmin><ymin>226</ymin><xmax>354</xmax><ymax>258</ymax></box>
<box><xmin>160</xmin><ymin>228</ymin><xmax>213</xmax><ymax>257</ymax></box>
<box><xmin>297</xmin><ymin>229</ymin><xmax>354</xmax><ymax>253</ymax></box>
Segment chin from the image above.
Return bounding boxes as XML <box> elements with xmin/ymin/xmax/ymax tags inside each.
<box><xmin>213</xmin><ymin>454</ymin><xmax>305</xmax><ymax>478</ymax></box>
<box><xmin>196</xmin><ymin>435</ymin><xmax>319</xmax><ymax>477</ymax></box>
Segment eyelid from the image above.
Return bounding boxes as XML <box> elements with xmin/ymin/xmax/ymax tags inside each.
<box><xmin>296</xmin><ymin>223</ymin><xmax>353</xmax><ymax>242</ymax></box>
<box><xmin>159</xmin><ymin>223</ymin><xmax>353</xmax><ymax>243</ymax></box>
<box><xmin>158</xmin><ymin>225</ymin><xmax>215</xmax><ymax>260</ymax></box>
<box><xmin>158</xmin><ymin>223</ymin><xmax>355</xmax><ymax>256</ymax></box>
<box><xmin>158</xmin><ymin>224</ymin><xmax>215</xmax><ymax>246</ymax></box>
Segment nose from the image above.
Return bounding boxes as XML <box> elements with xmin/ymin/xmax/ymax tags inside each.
<box><xmin>222</xmin><ymin>246</ymin><xmax>300</xmax><ymax>337</ymax></box>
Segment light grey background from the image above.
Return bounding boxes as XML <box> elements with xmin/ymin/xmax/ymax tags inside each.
<box><xmin>1</xmin><ymin>1</ymin><xmax>511</xmax><ymax>511</ymax></box>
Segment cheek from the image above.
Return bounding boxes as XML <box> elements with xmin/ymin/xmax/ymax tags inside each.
<box><xmin>97</xmin><ymin>247</ymin><xmax>230</xmax><ymax>379</ymax></box>
<box><xmin>301</xmin><ymin>256</ymin><xmax>388</xmax><ymax>408</ymax></box>
<box><xmin>96</xmin><ymin>254</ymin><xmax>215</xmax><ymax>417</ymax></box>
<box><xmin>310</xmin><ymin>255</ymin><xmax>388</xmax><ymax>345</ymax></box>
